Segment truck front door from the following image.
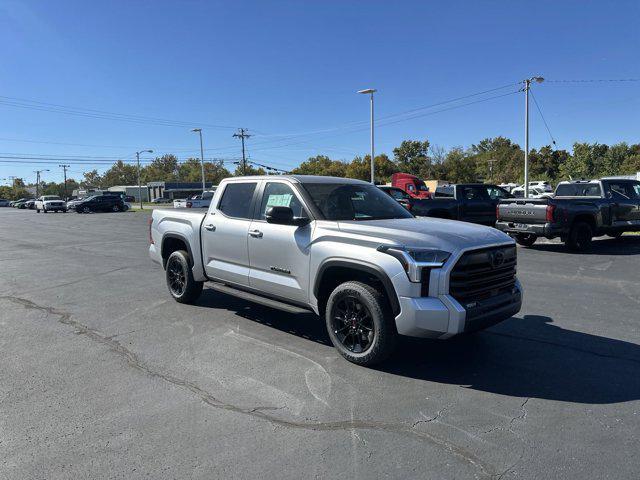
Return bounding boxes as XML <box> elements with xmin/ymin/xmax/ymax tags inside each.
<box><xmin>247</xmin><ymin>181</ymin><xmax>313</xmax><ymax>304</ymax></box>
<box><xmin>201</xmin><ymin>181</ymin><xmax>258</xmax><ymax>286</ymax></box>
<box><xmin>459</xmin><ymin>185</ymin><xmax>494</xmax><ymax>225</ymax></box>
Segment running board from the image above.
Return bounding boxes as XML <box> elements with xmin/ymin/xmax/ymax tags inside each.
<box><xmin>210</xmin><ymin>283</ymin><xmax>311</xmax><ymax>314</ymax></box>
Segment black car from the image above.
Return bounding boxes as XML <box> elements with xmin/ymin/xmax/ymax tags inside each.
<box><xmin>75</xmin><ymin>195</ymin><xmax>126</xmax><ymax>213</ymax></box>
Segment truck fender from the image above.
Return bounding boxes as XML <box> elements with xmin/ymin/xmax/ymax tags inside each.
<box><xmin>161</xmin><ymin>233</ymin><xmax>195</xmax><ymax>268</ymax></box>
<box><xmin>313</xmin><ymin>259</ymin><xmax>400</xmax><ymax>316</ymax></box>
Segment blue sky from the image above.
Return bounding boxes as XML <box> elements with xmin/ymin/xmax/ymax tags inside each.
<box><xmin>1</xmin><ymin>0</ymin><xmax>638</xmax><ymax>183</ymax></box>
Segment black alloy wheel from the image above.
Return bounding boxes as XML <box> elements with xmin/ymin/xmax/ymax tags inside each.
<box><xmin>167</xmin><ymin>256</ymin><xmax>187</xmax><ymax>297</ymax></box>
<box><xmin>331</xmin><ymin>295</ymin><xmax>375</xmax><ymax>354</ymax></box>
<box><xmin>82</xmin><ymin>206</ymin><xmax>91</xmax><ymax>213</ymax></box>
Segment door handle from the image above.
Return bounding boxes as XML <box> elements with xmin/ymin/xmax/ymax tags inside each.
<box><xmin>204</xmin><ymin>224</ymin><xmax>216</xmax><ymax>231</ymax></box>
<box><xmin>248</xmin><ymin>229</ymin><xmax>263</xmax><ymax>238</ymax></box>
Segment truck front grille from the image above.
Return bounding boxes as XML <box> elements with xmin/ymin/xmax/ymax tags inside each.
<box><xmin>449</xmin><ymin>245</ymin><xmax>517</xmax><ymax>308</ymax></box>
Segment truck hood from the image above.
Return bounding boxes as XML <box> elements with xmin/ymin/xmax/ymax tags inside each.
<box><xmin>337</xmin><ymin>217</ymin><xmax>513</xmax><ymax>253</ymax></box>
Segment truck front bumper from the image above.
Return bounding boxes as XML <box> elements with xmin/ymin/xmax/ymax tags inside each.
<box><xmin>495</xmin><ymin>221</ymin><xmax>565</xmax><ymax>239</ymax></box>
<box><xmin>394</xmin><ymin>280</ymin><xmax>523</xmax><ymax>339</ymax></box>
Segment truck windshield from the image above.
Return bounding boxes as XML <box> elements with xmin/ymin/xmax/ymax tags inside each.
<box><xmin>302</xmin><ymin>183</ymin><xmax>413</xmax><ymax>221</ymax></box>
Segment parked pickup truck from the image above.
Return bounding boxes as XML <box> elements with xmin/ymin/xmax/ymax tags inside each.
<box><xmin>149</xmin><ymin>175</ymin><xmax>522</xmax><ymax>366</ymax></box>
<box><xmin>416</xmin><ymin>184</ymin><xmax>513</xmax><ymax>225</ymax></box>
<box><xmin>496</xmin><ymin>179</ymin><xmax>640</xmax><ymax>251</ymax></box>
<box><xmin>173</xmin><ymin>190</ymin><xmax>216</xmax><ymax>209</ymax></box>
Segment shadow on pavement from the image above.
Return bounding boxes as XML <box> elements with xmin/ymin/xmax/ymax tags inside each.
<box><xmin>528</xmin><ymin>235</ymin><xmax>640</xmax><ymax>256</ymax></box>
<box><xmin>198</xmin><ymin>288</ymin><xmax>640</xmax><ymax>404</ymax></box>
<box><xmin>197</xmin><ymin>288</ymin><xmax>331</xmax><ymax>346</ymax></box>
<box><xmin>380</xmin><ymin>315</ymin><xmax>640</xmax><ymax>404</ymax></box>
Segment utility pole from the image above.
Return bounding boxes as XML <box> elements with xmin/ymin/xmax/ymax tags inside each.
<box><xmin>233</xmin><ymin>128</ymin><xmax>251</xmax><ymax>175</ymax></box>
<box><xmin>33</xmin><ymin>169</ymin><xmax>50</xmax><ymax>197</ymax></box>
<box><xmin>59</xmin><ymin>164</ymin><xmax>70</xmax><ymax>199</ymax></box>
<box><xmin>136</xmin><ymin>149</ymin><xmax>154</xmax><ymax>210</ymax></box>
<box><xmin>488</xmin><ymin>159</ymin><xmax>496</xmax><ymax>182</ymax></box>
<box><xmin>358</xmin><ymin>89</ymin><xmax>377</xmax><ymax>184</ymax></box>
<box><xmin>522</xmin><ymin>76</ymin><xmax>544</xmax><ymax>198</ymax></box>
<box><xmin>191</xmin><ymin>128</ymin><xmax>206</xmax><ymax>192</ymax></box>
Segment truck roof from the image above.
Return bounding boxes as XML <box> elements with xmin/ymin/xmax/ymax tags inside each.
<box><xmin>224</xmin><ymin>175</ymin><xmax>370</xmax><ymax>185</ymax></box>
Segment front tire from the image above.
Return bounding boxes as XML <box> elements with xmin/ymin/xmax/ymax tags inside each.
<box><xmin>325</xmin><ymin>281</ymin><xmax>397</xmax><ymax>366</ymax></box>
<box><xmin>166</xmin><ymin>250</ymin><xmax>203</xmax><ymax>304</ymax></box>
<box><xmin>514</xmin><ymin>233</ymin><xmax>537</xmax><ymax>247</ymax></box>
<box><xmin>566</xmin><ymin>221</ymin><xmax>593</xmax><ymax>251</ymax></box>
<box><xmin>112</xmin><ymin>204</ymin><xmax>120</xmax><ymax>212</ymax></box>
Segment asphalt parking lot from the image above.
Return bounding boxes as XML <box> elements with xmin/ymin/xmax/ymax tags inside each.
<box><xmin>1</xmin><ymin>207</ymin><xmax>639</xmax><ymax>479</ymax></box>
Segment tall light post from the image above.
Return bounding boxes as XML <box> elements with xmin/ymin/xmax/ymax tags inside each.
<box><xmin>523</xmin><ymin>76</ymin><xmax>544</xmax><ymax>198</ymax></box>
<box><xmin>357</xmin><ymin>88</ymin><xmax>377</xmax><ymax>184</ymax></box>
<box><xmin>191</xmin><ymin>128</ymin><xmax>206</xmax><ymax>192</ymax></box>
<box><xmin>33</xmin><ymin>169</ymin><xmax>50</xmax><ymax>197</ymax></box>
<box><xmin>136</xmin><ymin>149</ymin><xmax>153</xmax><ymax>210</ymax></box>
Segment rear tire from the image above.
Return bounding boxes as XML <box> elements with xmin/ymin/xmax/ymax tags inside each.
<box><xmin>325</xmin><ymin>281</ymin><xmax>397</xmax><ymax>366</ymax></box>
<box><xmin>166</xmin><ymin>250</ymin><xmax>203</xmax><ymax>304</ymax></box>
<box><xmin>514</xmin><ymin>233</ymin><xmax>537</xmax><ymax>247</ymax></box>
<box><xmin>566</xmin><ymin>221</ymin><xmax>593</xmax><ymax>252</ymax></box>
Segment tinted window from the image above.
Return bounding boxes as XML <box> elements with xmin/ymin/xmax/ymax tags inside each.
<box><xmin>461</xmin><ymin>186</ymin><xmax>489</xmax><ymax>200</ymax></box>
<box><xmin>202</xmin><ymin>191</ymin><xmax>214</xmax><ymax>200</ymax></box>
<box><xmin>555</xmin><ymin>183</ymin><xmax>601</xmax><ymax>197</ymax></box>
<box><xmin>486</xmin><ymin>186</ymin><xmax>511</xmax><ymax>200</ymax></box>
<box><xmin>387</xmin><ymin>188</ymin><xmax>410</xmax><ymax>200</ymax></box>
<box><xmin>608</xmin><ymin>182</ymin><xmax>639</xmax><ymax>199</ymax></box>
<box><xmin>302</xmin><ymin>183</ymin><xmax>413</xmax><ymax>221</ymax></box>
<box><xmin>435</xmin><ymin>186</ymin><xmax>454</xmax><ymax>197</ymax></box>
<box><xmin>259</xmin><ymin>182</ymin><xmax>307</xmax><ymax>219</ymax></box>
<box><xmin>217</xmin><ymin>182</ymin><xmax>257</xmax><ymax>219</ymax></box>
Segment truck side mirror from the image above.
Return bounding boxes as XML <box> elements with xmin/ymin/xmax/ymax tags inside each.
<box><xmin>265</xmin><ymin>206</ymin><xmax>309</xmax><ymax>226</ymax></box>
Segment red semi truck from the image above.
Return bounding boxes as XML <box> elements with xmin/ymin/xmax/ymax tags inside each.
<box><xmin>390</xmin><ymin>173</ymin><xmax>432</xmax><ymax>199</ymax></box>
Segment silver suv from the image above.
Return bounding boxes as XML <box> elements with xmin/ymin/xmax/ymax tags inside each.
<box><xmin>149</xmin><ymin>176</ymin><xmax>522</xmax><ymax>365</ymax></box>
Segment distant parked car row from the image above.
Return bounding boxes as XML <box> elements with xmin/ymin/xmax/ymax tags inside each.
<box><xmin>3</xmin><ymin>192</ymin><xmax>131</xmax><ymax>213</ymax></box>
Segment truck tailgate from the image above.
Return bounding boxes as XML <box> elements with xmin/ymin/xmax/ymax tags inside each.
<box><xmin>498</xmin><ymin>199</ymin><xmax>549</xmax><ymax>224</ymax></box>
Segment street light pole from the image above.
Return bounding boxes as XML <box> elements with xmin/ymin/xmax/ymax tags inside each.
<box><xmin>136</xmin><ymin>149</ymin><xmax>154</xmax><ymax>210</ymax></box>
<box><xmin>358</xmin><ymin>89</ymin><xmax>377</xmax><ymax>184</ymax></box>
<box><xmin>522</xmin><ymin>76</ymin><xmax>544</xmax><ymax>198</ymax></box>
<box><xmin>191</xmin><ymin>128</ymin><xmax>206</xmax><ymax>192</ymax></box>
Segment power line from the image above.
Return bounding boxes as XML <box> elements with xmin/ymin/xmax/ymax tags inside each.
<box><xmin>0</xmin><ymin>95</ymin><xmax>238</xmax><ymax>130</ymax></box>
<box><xmin>529</xmin><ymin>90</ymin><xmax>557</xmax><ymax>147</ymax></box>
<box><xmin>545</xmin><ymin>78</ymin><xmax>639</xmax><ymax>83</ymax></box>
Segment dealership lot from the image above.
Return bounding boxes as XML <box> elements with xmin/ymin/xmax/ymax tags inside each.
<box><xmin>1</xmin><ymin>208</ymin><xmax>639</xmax><ymax>479</ymax></box>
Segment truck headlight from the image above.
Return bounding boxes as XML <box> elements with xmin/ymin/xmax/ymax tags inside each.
<box><xmin>377</xmin><ymin>246</ymin><xmax>450</xmax><ymax>283</ymax></box>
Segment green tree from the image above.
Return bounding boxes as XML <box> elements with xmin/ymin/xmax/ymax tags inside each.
<box><xmin>101</xmin><ymin>161</ymin><xmax>139</xmax><ymax>187</ymax></box>
<box><xmin>344</xmin><ymin>154</ymin><xmax>397</xmax><ymax>183</ymax></box>
<box><xmin>141</xmin><ymin>154</ymin><xmax>179</xmax><ymax>183</ymax></box>
<box><xmin>441</xmin><ymin>148</ymin><xmax>478</xmax><ymax>183</ymax></box>
<box><xmin>393</xmin><ymin>140</ymin><xmax>433</xmax><ymax>177</ymax></box>
<box><xmin>82</xmin><ymin>170</ymin><xmax>102</xmax><ymax>188</ymax></box>
<box><xmin>233</xmin><ymin>164</ymin><xmax>265</xmax><ymax>176</ymax></box>
<box><xmin>291</xmin><ymin>155</ymin><xmax>347</xmax><ymax>177</ymax></box>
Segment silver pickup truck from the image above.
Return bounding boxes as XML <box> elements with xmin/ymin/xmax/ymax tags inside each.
<box><xmin>149</xmin><ymin>175</ymin><xmax>522</xmax><ymax>365</ymax></box>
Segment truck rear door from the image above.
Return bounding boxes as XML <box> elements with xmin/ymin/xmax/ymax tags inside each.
<box><xmin>201</xmin><ymin>181</ymin><xmax>259</xmax><ymax>286</ymax></box>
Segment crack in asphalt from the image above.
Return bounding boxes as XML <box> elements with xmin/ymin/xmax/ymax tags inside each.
<box><xmin>2</xmin><ymin>294</ymin><xmax>496</xmax><ymax>479</ymax></box>
<box><xmin>412</xmin><ymin>404</ymin><xmax>452</xmax><ymax>428</ymax></box>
